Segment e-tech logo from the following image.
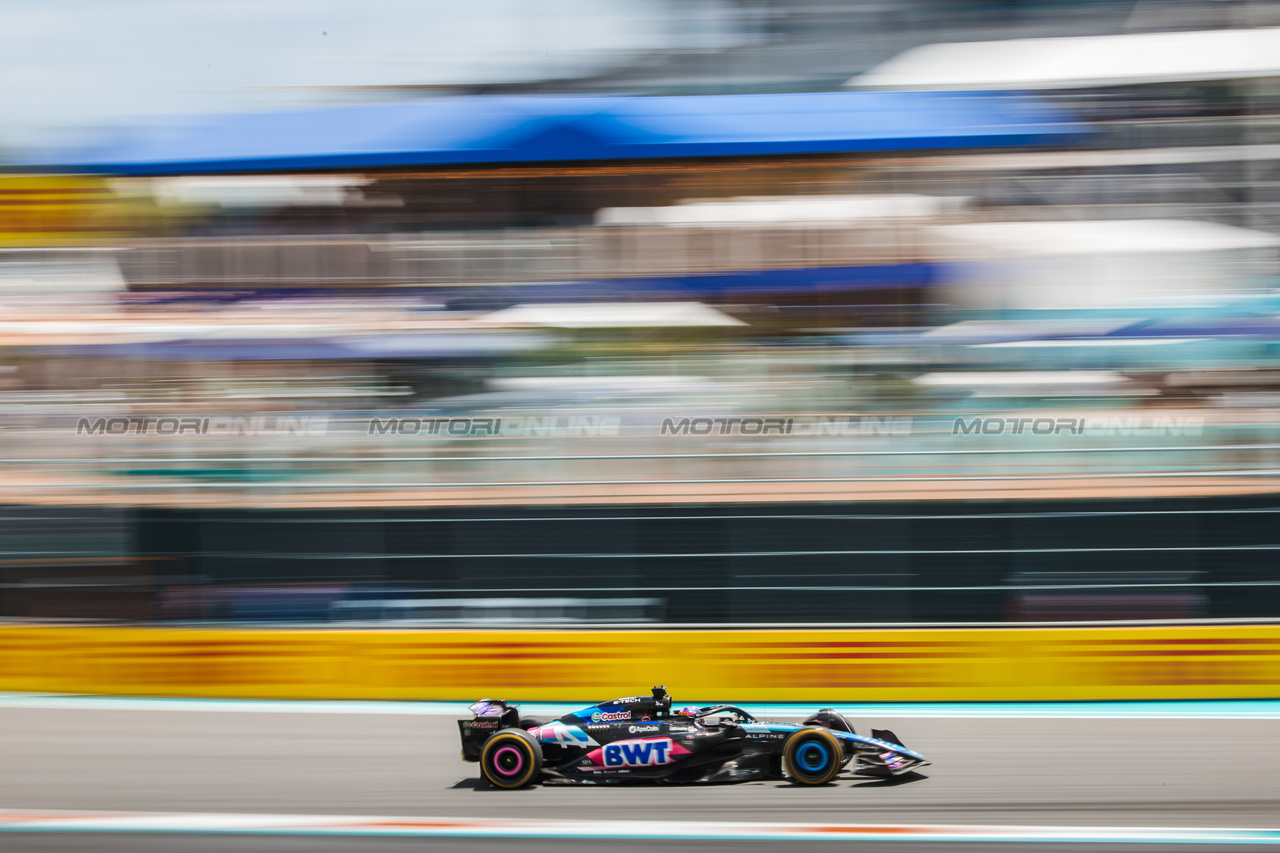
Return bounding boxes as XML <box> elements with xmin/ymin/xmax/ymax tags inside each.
<box><xmin>602</xmin><ymin>739</ymin><xmax>678</xmax><ymax>767</ymax></box>
<box><xmin>590</xmin><ymin>710</ymin><xmax>631</xmax><ymax>723</ymax></box>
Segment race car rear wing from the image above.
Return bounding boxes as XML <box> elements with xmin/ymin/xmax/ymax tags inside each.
<box><xmin>458</xmin><ymin>699</ymin><xmax>520</xmax><ymax>761</ymax></box>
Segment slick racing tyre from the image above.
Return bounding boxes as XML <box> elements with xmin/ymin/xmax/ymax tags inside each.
<box><xmin>480</xmin><ymin>728</ymin><xmax>543</xmax><ymax>789</ymax></box>
<box><xmin>783</xmin><ymin>727</ymin><xmax>843</xmax><ymax>785</ymax></box>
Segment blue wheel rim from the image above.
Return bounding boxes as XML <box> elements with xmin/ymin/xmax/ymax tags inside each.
<box><xmin>798</xmin><ymin>741</ymin><xmax>829</xmax><ymax>772</ymax></box>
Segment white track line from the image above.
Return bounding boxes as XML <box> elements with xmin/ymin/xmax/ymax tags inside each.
<box><xmin>1</xmin><ymin>810</ymin><xmax>1278</xmax><ymax>843</ymax></box>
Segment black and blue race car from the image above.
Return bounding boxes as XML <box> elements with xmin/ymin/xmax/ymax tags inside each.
<box><xmin>459</xmin><ymin>686</ymin><xmax>928</xmax><ymax>788</ymax></box>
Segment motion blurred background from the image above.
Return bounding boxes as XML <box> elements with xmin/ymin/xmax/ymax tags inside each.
<box><xmin>4</xmin><ymin>0</ymin><xmax>1280</xmax><ymax>637</ymax></box>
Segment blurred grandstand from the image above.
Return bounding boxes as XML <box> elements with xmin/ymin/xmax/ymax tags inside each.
<box><xmin>4</xmin><ymin>0</ymin><xmax>1280</xmax><ymax>626</ymax></box>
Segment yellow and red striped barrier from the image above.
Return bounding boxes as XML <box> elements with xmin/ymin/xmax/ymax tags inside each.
<box><xmin>0</xmin><ymin>624</ymin><xmax>1278</xmax><ymax>701</ymax></box>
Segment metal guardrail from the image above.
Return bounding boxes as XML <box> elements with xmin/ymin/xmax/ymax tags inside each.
<box><xmin>6</xmin><ymin>471</ymin><xmax>1280</xmax><ymax>489</ymax></box>
<box><xmin>1</xmin><ymin>441</ymin><xmax>1278</xmax><ymax>490</ymax></box>
<box><xmin>328</xmin><ymin>596</ymin><xmax>664</xmax><ymax>624</ymax></box>
<box><xmin>117</xmin><ymin>224</ymin><xmax>921</xmax><ymax>289</ymax></box>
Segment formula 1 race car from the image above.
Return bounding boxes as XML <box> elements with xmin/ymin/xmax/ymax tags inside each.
<box><xmin>458</xmin><ymin>686</ymin><xmax>928</xmax><ymax>788</ymax></box>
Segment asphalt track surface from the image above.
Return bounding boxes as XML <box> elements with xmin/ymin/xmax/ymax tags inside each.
<box><xmin>2</xmin><ymin>705</ymin><xmax>1277</xmax><ymax>851</ymax></box>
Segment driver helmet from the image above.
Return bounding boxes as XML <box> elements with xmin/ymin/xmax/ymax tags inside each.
<box><xmin>677</xmin><ymin>706</ymin><xmax>701</xmax><ymax>718</ymax></box>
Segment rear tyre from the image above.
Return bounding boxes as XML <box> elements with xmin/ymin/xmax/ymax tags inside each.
<box><xmin>783</xmin><ymin>727</ymin><xmax>842</xmax><ymax>785</ymax></box>
<box><xmin>480</xmin><ymin>728</ymin><xmax>543</xmax><ymax>789</ymax></box>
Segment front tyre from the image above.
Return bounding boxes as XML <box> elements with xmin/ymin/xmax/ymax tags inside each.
<box><xmin>783</xmin><ymin>727</ymin><xmax>842</xmax><ymax>785</ymax></box>
<box><xmin>480</xmin><ymin>728</ymin><xmax>543</xmax><ymax>789</ymax></box>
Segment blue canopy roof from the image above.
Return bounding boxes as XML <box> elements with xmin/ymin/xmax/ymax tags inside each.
<box><xmin>51</xmin><ymin>92</ymin><xmax>1084</xmax><ymax>175</ymax></box>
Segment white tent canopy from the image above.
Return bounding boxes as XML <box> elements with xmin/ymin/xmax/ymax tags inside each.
<box><xmin>928</xmin><ymin>219</ymin><xmax>1280</xmax><ymax>259</ymax></box>
<box><xmin>477</xmin><ymin>302</ymin><xmax>747</xmax><ymax>329</ymax></box>
<box><xmin>595</xmin><ymin>194</ymin><xmax>962</xmax><ymax>227</ymax></box>
<box><xmin>149</xmin><ymin>176</ymin><xmax>372</xmax><ymax>208</ymax></box>
<box><xmin>926</xmin><ymin>220</ymin><xmax>1280</xmax><ymax>311</ymax></box>
<box><xmin>851</xmin><ymin>27</ymin><xmax>1280</xmax><ymax>91</ymax></box>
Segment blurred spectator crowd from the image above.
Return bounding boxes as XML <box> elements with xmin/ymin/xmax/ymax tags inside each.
<box><xmin>5</xmin><ymin>0</ymin><xmax>1280</xmax><ymax>623</ymax></box>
